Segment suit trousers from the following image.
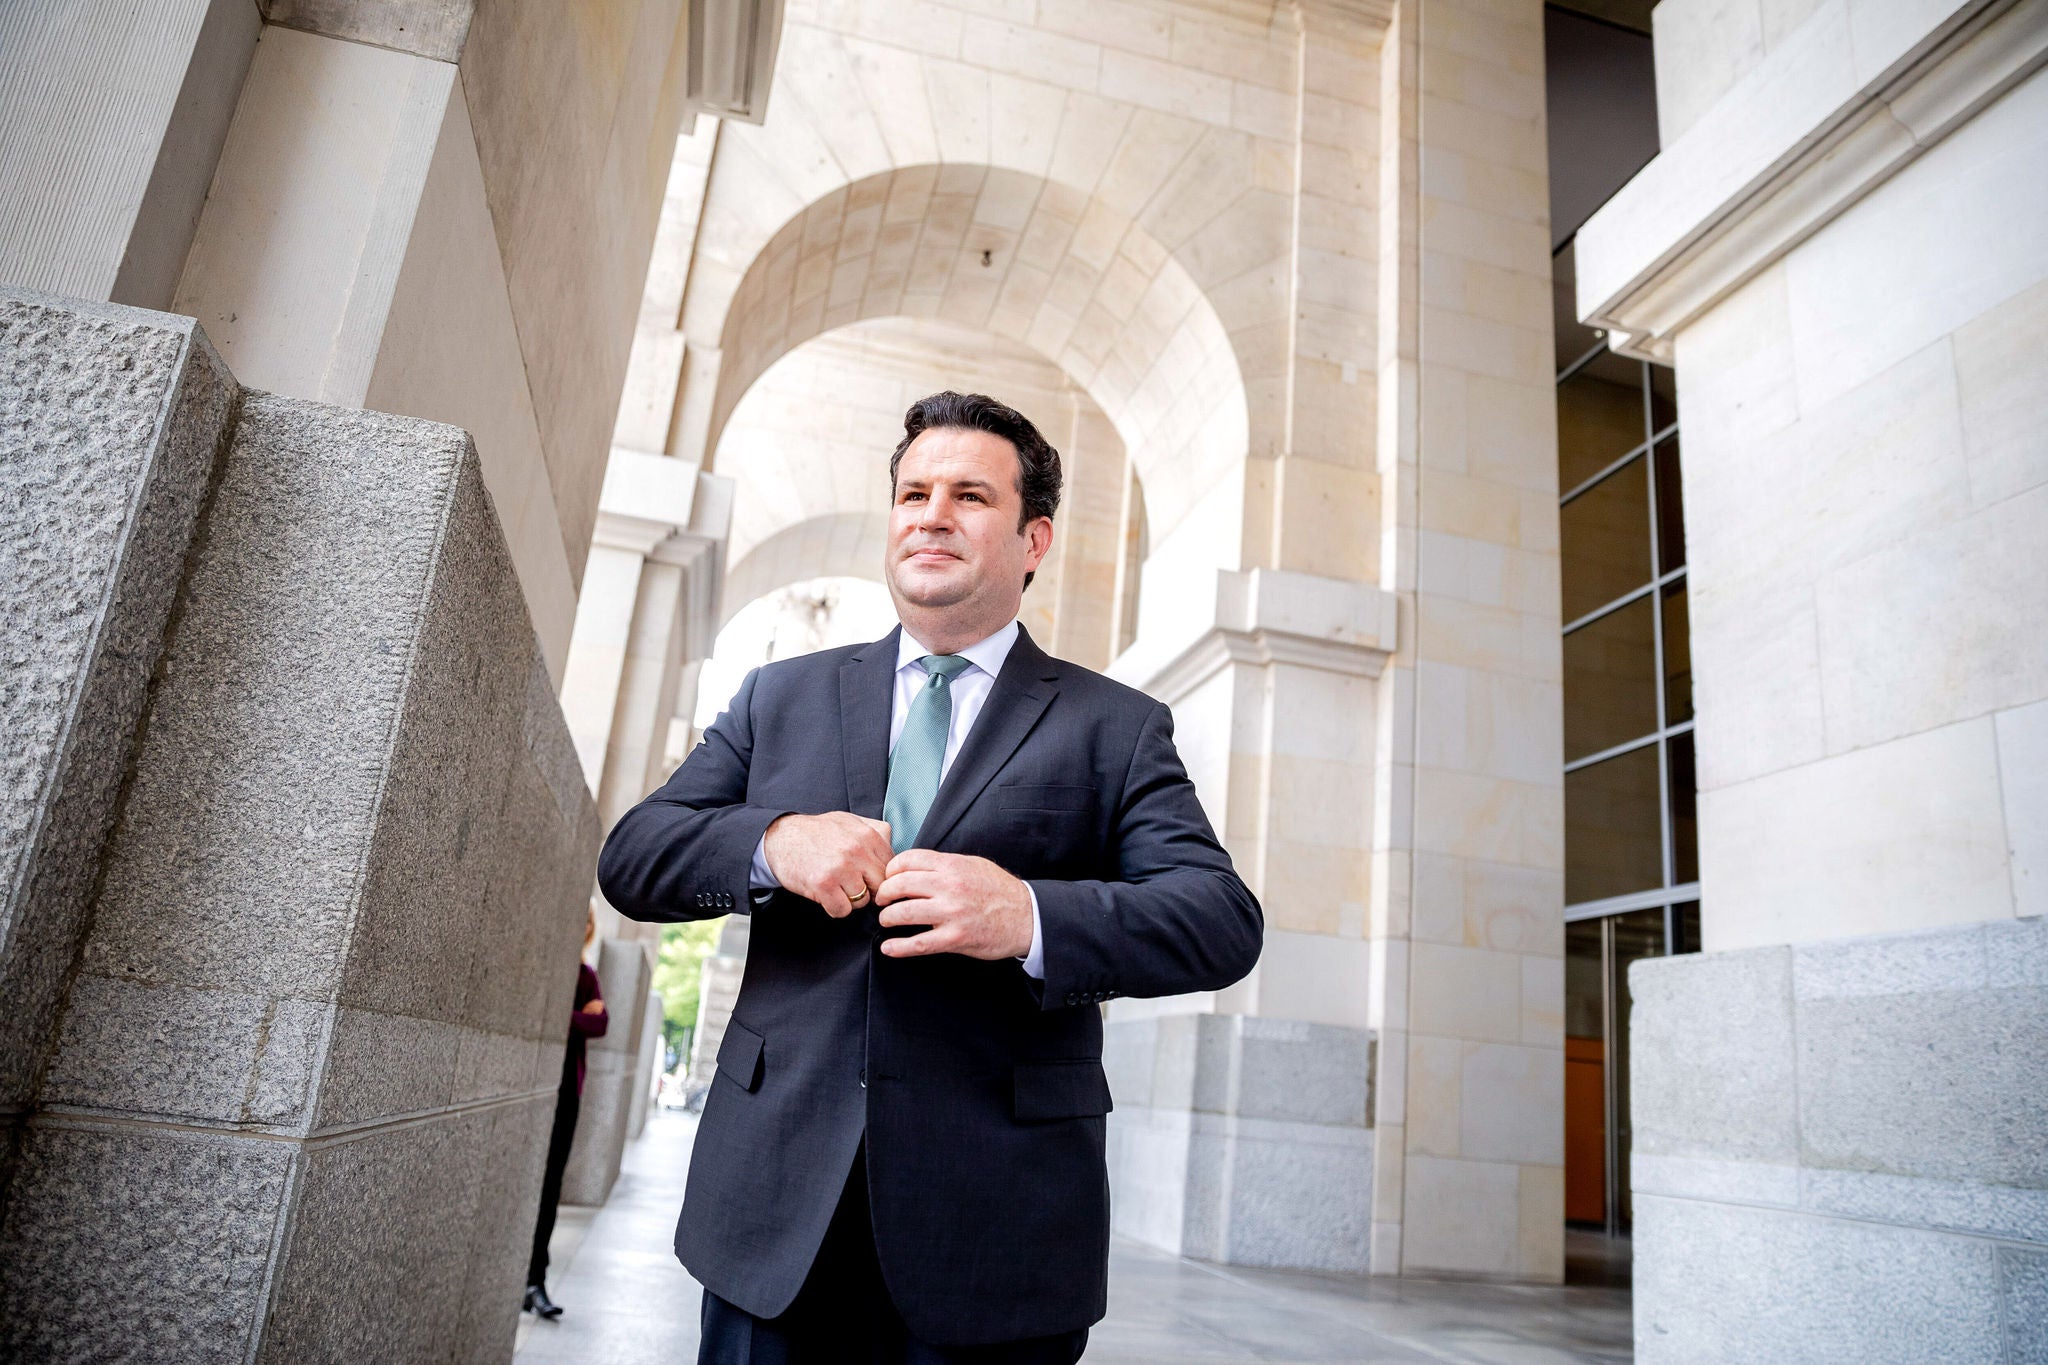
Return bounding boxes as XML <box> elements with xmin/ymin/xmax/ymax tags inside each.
<box><xmin>695</xmin><ymin>1144</ymin><xmax>1089</xmax><ymax>1365</ymax></box>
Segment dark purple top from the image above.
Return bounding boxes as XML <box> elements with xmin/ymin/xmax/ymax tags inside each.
<box><xmin>567</xmin><ymin>961</ymin><xmax>607</xmax><ymax>1094</ymax></box>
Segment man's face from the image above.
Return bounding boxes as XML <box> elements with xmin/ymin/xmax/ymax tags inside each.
<box><xmin>887</xmin><ymin>427</ymin><xmax>1051</xmax><ymax>618</ymax></box>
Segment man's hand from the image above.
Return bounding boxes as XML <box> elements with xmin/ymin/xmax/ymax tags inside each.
<box><xmin>762</xmin><ymin>812</ymin><xmax>893</xmax><ymax>918</ymax></box>
<box><xmin>874</xmin><ymin>850</ymin><xmax>1033</xmax><ymax>960</ymax></box>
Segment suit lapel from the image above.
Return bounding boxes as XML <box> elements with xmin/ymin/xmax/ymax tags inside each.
<box><xmin>915</xmin><ymin>625</ymin><xmax>1062</xmax><ymax>852</ymax></box>
<box><xmin>840</xmin><ymin>627</ymin><xmax>900</xmax><ymax>819</ymax></box>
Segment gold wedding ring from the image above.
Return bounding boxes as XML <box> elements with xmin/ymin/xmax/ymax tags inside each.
<box><xmin>847</xmin><ymin>887</ymin><xmax>870</xmax><ymax>905</ymax></box>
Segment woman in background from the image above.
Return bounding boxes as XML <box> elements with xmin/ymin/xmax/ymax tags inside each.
<box><xmin>525</xmin><ymin>910</ymin><xmax>608</xmax><ymax>1319</ymax></box>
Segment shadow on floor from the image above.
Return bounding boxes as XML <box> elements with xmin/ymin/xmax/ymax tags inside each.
<box><xmin>515</xmin><ymin>1111</ymin><xmax>1634</xmax><ymax>1363</ymax></box>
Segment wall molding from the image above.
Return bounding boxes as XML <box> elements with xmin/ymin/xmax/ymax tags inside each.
<box><xmin>1580</xmin><ymin>0</ymin><xmax>2048</xmax><ymax>361</ymax></box>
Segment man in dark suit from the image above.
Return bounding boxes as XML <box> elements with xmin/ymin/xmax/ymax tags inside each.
<box><xmin>597</xmin><ymin>391</ymin><xmax>1263</xmax><ymax>1364</ymax></box>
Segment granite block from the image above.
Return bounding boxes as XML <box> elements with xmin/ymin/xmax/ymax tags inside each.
<box><xmin>1799</xmin><ymin>1167</ymin><xmax>2048</xmax><ymax>1244</ymax></box>
<box><xmin>0</xmin><ymin>290</ymin><xmax>235</xmax><ymax>1113</ymax></box>
<box><xmin>1984</xmin><ymin>914</ymin><xmax>2048</xmax><ymax>989</ymax></box>
<box><xmin>4</xmin><ymin>345</ymin><xmax>597</xmax><ymax>1359</ymax></box>
<box><xmin>1792</xmin><ymin>919</ymin><xmax>1994</xmax><ymax>999</ymax></box>
<box><xmin>43</xmin><ymin>976</ymin><xmax>324</xmax><ymax>1125</ymax></box>
<box><xmin>263</xmin><ymin>1112</ymin><xmax>486</xmax><ymax>1363</ymax></box>
<box><xmin>0</xmin><ymin>1121</ymin><xmax>294</xmax><ymax>1363</ymax></box>
<box><xmin>1105</xmin><ymin>1012</ymin><xmax>1377</xmax><ymax>1272</ymax></box>
<box><xmin>1795</xmin><ymin>985</ymin><xmax>2048</xmax><ymax>1187</ymax></box>
<box><xmin>2002</xmin><ymin>1246</ymin><xmax>2048</xmax><ymax>1365</ymax></box>
<box><xmin>1101</xmin><ymin>1015</ymin><xmax>1159</xmax><ymax>1107</ymax></box>
<box><xmin>341</xmin><ymin>450</ymin><xmax>530</xmax><ymax>1024</ymax></box>
<box><xmin>311</xmin><ymin>1007</ymin><xmax>464</xmax><ymax>1131</ymax></box>
<box><xmin>1183</xmin><ymin>1112</ymin><xmax>1374</xmax><ymax>1271</ymax></box>
<box><xmin>450</xmin><ymin>1094</ymin><xmax>555</xmax><ymax>1363</ymax></box>
<box><xmin>1192</xmin><ymin>1014</ymin><xmax>1373</xmax><ymax>1127</ymax></box>
<box><xmin>1106</xmin><ymin>1103</ymin><xmax>1194</xmax><ymax>1251</ymax></box>
<box><xmin>1633</xmin><ymin>1194</ymin><xmax>2006</xmax><ymax>1364</ymax></box>
<box><xmin>77</xmin><ymin>395</ymin><xmax>476</xmax><ymax>1001</ymax></box>
<box><xmin>1629</xmin><ymin>946</ymin><xmax>1798</xmax><ymax>1161</ymax></box>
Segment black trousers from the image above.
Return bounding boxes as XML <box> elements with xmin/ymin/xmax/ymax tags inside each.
<box><xmin>527</xmin><ymin>1060</ymin><xmax>582</xmax><ymax>1288</ymax></box>
<box><xmin>697</xmin><ymin>1145</ymin><xmax>1089</xmax><ymax>1365</ymax></box>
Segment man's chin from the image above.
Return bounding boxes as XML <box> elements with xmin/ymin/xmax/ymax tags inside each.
<box><xmin>890</xmin><ymin>568</ymin><xmax>973</xmax><ymax>608</ymax></box>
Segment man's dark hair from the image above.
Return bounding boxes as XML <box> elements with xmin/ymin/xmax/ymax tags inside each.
<box><xmin>889</xmin><ymin>391</ymin><xmax>1062</xmax><ymax>588</ymax></box>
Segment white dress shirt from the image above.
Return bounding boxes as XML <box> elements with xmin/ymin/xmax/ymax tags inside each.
<box><xmin>748</xmin><ymin>620</ymin><xmax>1045</xmax><ymax>978</ymax></box>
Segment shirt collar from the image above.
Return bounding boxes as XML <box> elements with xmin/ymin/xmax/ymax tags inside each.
<box><xmin>896</xmin><ymin>619</ymin><xmax>1021</xmax><ymax>681</ymax></box>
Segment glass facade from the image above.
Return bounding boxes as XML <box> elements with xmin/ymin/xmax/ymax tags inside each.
<box><xmin>1554</xmin><ymin>241</ymin><xmax>1699</xmax><ymax>1237</ymax></box>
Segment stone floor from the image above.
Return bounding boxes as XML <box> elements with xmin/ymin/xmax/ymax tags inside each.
<box><xmin>514</xmin><ymin>1111</ymin><xmax>1634</xmax><ymax>1363</ymax></box>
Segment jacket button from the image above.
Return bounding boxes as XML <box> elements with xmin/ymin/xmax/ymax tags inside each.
<box><xmin>859</xmin><ymin>1068</ymin><xmax>868</xmax><ymax>1088</ymax></box>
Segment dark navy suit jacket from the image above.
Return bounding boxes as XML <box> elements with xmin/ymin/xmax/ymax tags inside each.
<box><xmin>596</xmin><ymin>624</ymin><xmax>1262</xmax><ymax>1345</ymax></box>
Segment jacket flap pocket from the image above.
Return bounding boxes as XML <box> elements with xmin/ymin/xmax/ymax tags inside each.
<box><xmin>1013</xmin><ymin>1060</ymin><xmax>1113</xmax><ymax>1122</ymax></box>
<box><xmin>717</xmin><ymin>1021</ymin><xmax>765</xmax><ymax>1092</ymax></box>
<box><xmin>997</xmin><ymin>784</ymin><xmax>1094</xmax><ymax>812</ymax></box>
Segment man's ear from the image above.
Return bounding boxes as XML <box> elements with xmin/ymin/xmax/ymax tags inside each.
<box><xmin>1023</xmin><ymin>517</ymin><xmax>1054</xmax><ymax>573</ymax></box>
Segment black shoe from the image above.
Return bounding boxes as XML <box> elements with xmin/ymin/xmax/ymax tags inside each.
<box><xmin>524</xmin><ymin>1284</ymin><xmax>563</xmax><ymax>1319</ymax></box>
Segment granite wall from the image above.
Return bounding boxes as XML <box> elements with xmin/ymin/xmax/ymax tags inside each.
<box><xmin>0</xmin><ymin>292</ymin><xmax>236</xmax><ymax>1182</ymax></box>
<box><xmin>1105</xmin><ymin>1014</ymin><xmax>1376</xmax><ymax>1272</ymax></box>
<box><xmin>0</xmin><ymin>292</ymin><xmax>599</xmax><ymax>1362</ymax></box>
<box><xmin>1629</xmin><ymin>916</ymin><xmax>2048</xmax><ymax>1363</ymax></box>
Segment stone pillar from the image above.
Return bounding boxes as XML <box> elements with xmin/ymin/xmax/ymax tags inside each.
<box><xmin>1576</xmin><ymin>0</ymin><xmax>2048</xmax><ymax>1352</ymax></box>
<box><xmin>559</xmin><ymin>447</ymin><xmax>734</xmax><ymax>947</ymax></box>
<box><xmin>686</xmin><ymin>915</ymin><xmax>752</xmax><ymax>1104</ymax></box>
<box><xmin>1365</xmin><ymin>0</ymin><xmax>1567</xmax><ymax>1283</ymax></box>
<box><xmin>0</xmin><ymin>291</ymin><xmax>599</xmax><ymax>1362</ymax></box>
<box><xmin>560</xmin><ymin>939</ymin><xmax>654</xmax><ymax>1207</ymax></box>
<box><xmin>628</xmin><ymin>988</ymin><xmax>665</xmax><ymax>1140</ymax></box>
<box><xmin>0</xmin><ymin>0</ymin><xmax>260</xmax><ymax>308</ymax></box>
<box><xmin>1040</xmin><ymin>395</ymin><xmax>1129</xmax><ymax>671</ymax></box>
<box><xmin>1105</xmin><ymin>568</ymin><xmax>1396</xmax><ymax>1271</ymax></box>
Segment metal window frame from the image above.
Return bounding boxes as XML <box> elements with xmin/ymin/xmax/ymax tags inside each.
<box><xmin>1557</xmin><ymin>340</ymin><xmax>1700</xmax><ymax>1239</ymax></box>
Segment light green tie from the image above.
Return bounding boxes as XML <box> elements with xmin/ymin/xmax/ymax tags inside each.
<box><xmin>883</xmin><ymin>654</ymin><xmax>973</xmax><ymax>855</ymax></box>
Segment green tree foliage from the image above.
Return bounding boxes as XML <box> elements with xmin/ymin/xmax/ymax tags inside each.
<box><xmin>652</xmin><ymin>917</ymin><xmax>725</xmax><ymax>1061</ymax></box>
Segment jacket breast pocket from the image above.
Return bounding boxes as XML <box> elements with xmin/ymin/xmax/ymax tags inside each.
<box><xmin>717</xmin><ymin>1020</ymin><xmax>765</xmax><ymax>1093</ymax></box>
<box><xmin>1013</xmin><ymin>1059</ymin><xmax>1114</xmax><ymax>1123</ymax></box>
<box><xmin>996</xmin><ymin>784</ymin><xmax>1095</xmax><ymax>813</ymax></box>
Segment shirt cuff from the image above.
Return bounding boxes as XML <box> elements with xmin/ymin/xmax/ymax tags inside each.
<box><xmin>1018</xmin><ymin>882</ymin><xmax>1044</xmax><ymax>980</ymax></box>
<box><xmin>749</xmin><ymin>832</ymin><xmax>780</xmax><ymax>890</ymax></box>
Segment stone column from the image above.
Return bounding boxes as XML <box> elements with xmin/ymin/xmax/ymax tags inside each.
<box><xmin>560</xmin><ymin>939</ymin><xmax>654</xmax><ymax>1207</ymax></box>
<box><xmin>1040</xmin><ymin>395</ymin><xmax>1130</xmax><ymax>671</ymax></box>
<box><xmin>1105</xmin><ymin>569</ymin><xmax>1396</xmax><ymax>1271</ymax></box>
<box><xmin>686</xmin><ymin>915</ymin><xmax>752</xmax><ymax>1103</ymax></box>
<box><xmin>0</xmin><ymin>0</ymin><xmax>260</xmax><ymax>308</ymax></box>
<box><xmin>0</xmin><ymin>291</ymin><xmax>599</xmax><ymax>1362</ymax></box>
<box><xmin>1363</xmin><ymin>0</ymin><xmax>1566</xmax><ymax>1283</ymax></box>
<box><xmin>1576</xmin><ymin>0</ymin><xmax>2048</xmax><ymax>1353</ymax></box>
<box><xmin>627</xmin><ymin>988</ymin><xmax>665</xmax><ymax>1140</ymax></box>
<box><xmin>560</xmin><ymin>448</ymin><xmax>734</xmax><ymax>948</ymax></box>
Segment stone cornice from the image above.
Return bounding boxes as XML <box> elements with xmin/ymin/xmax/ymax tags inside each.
<box><xmin>1578</xmin><ymin>0</ymin><xmax>2048</xmax><ymax>362</ymax></box>
<box><xmin>1110</xmin><ymin>568</ymin><xmax>1398</xmax><ymax>705</ymax></box>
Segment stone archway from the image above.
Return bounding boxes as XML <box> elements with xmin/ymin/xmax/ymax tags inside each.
<box><xmin>709</xmin><ymin>313</ymin><xmax>1141</xmax><ymax>671</ymax></box>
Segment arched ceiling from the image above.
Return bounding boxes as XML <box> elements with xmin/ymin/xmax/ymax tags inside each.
<box><xmin>712</xmin><ymin>314</ymin><xmax>1126</xmax><ymax>628</ymax></box>
<box><xmin>712</xmin><ymin>165</ymin><xmax>1248</xmax><ymax>543</ymax></box>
